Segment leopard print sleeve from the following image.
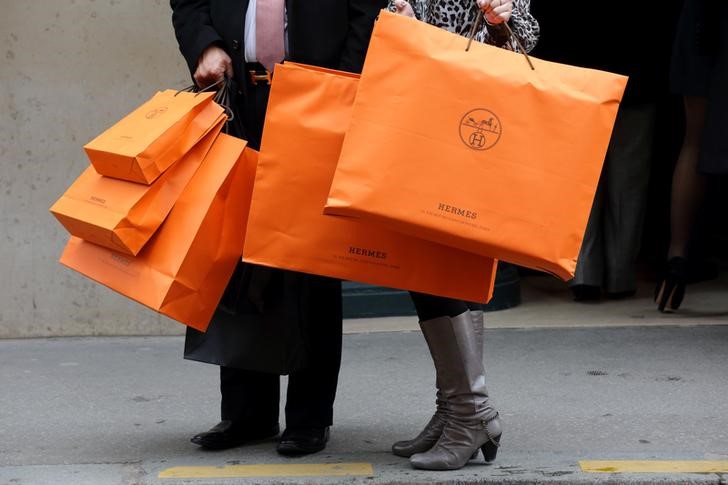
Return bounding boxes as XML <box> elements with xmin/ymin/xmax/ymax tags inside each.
<box><xmin>386</xmin><ymin>0</ymin><xmax>425</xmax><ymax>20</ymax></box>
<box><xmin>475</xmin><ymin>0</ymin><xmax>540</xmax><ymax>53</ymax></box>
<box><xmin>386</xmin><ymin>0</ymin><xmax>539</xmax><ymax>53</ymax></box>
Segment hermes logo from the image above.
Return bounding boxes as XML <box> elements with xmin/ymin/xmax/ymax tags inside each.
<box><xmin>438</xmin><ymin>203</ymin><xmax>477</xmax><ymax>219</ymax></box>
<box><xmin>110</xmin><ymin>253</ymin><xmax>131</xmax><ymax>266</ymax></box>
<box><xmin>459</xmin><ymin>108</ymin><xmax>502</xmax><ymax>151</ymax></box>
<box><xmin>145</xmin><ymin>106</ymin><xmax>168</xmax><ymax>119</ymax></box>
<box><xmin>349</xmin><ymin>247</ymin><xmax>387</xmax><ymax>260</ymax></box>
<box><xmin>89</xmin><ymin>195</ymin><xmax>106</xmax><ymax>205</ymax></box>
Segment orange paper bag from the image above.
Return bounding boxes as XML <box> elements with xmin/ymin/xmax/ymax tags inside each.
<box><xmin>84</xmin><ymin>90</ymin><xmax>220</xmax><ymax>184</ymax></box>
<box><xmin>243</xmin><ymin>63</ymin><xmax>497</xmax><ymax>303</ymax></box>
<box><xmin>325</xmin><ymin>11</ymin><xmax>628</xmax><ymax>280</ymax></box>
<box><xmin>51</xmin><ymin>115</ymin><xmax>225</xmax><ymax>256</ymax></box>
<box><xmin>60</xmin><ymin>134</ymin><xmax>258</xmax><ymax>331</ymax></box>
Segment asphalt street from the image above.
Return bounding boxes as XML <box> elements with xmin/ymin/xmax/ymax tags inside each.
<box><xmin>2</xmin><ymin>324</ymin><xmax>728</xmax><ymax>484</ymax></box>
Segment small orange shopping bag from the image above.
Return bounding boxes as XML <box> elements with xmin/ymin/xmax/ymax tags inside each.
<box><xmin>243</xmin><ymin>63</ymin><xmax>496</xmax><ymax>303</ymax></box>
<box><xmin>325</xmin><ymin>11</ymin><xmax>628</xmax><ymax>280</ymax></box>
<box><xmin>51</xmin><ymin>114</ymin><xmax>225</xmax><ymax>255</ymax></box>
<box><xmin>60</xmin><ymin>134</ymin><xmax>258</xmax><ymax>331</ymax></box>
<box><xmin>84</xmin><ymin>90</ymin><xmax>220</xmax><ymax>184</ymax></box>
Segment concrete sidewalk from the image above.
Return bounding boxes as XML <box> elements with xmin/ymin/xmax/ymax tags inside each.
<box><xmin>345</xmin><ymin>272</ymin><xmax>728</xmax><ymax>333</ymax></box>
<box><xmin>2</xmin><ymin>321</ymin><xmax>728</xmax><ymax>484</ymax></box>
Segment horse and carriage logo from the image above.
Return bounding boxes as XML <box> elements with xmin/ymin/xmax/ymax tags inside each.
<box><xmin>145</xmin><ymin>106</ymin><xmax>169</xmax><ymax>119</ymax></box>
<box><xmin>459</xmin><ymin>109</ymin><xmax>502</xmax><ymax>151</ymax></box>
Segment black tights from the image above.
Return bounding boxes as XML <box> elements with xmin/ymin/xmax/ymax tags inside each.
<box><xmin>409</xmin><ymin>292</ymin><xmax>482</xmax><ymax>322</ymax></box>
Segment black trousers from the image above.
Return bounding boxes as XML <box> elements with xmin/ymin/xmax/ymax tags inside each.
<box><xmin>409</xmin><ymin>293</ymin><xmax>481</xmax><ymax>321</ymax></box>
<box><xmin>220</xmin><ymin>276</ymin><xmax>342</xmax><ymax>428</ymax></box>
<box><xmin>220</xmin><ymin>77</ymin><xmax>343</xmax><ymax>430</ymax></box>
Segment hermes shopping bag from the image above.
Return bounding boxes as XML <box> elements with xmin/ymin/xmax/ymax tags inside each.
<box><xmin>60</xmin><ymin>134</ymin><xmax>258</xmax><ymax>330</ymax></box>
<box><xmin>51</xmin><ymin>116</ymin><xmax>225</xmax><ymax>255</ymax></box>
<box><xmin>84</xmin><ymin>90</ymin><xmax>222</xmax><ymax>184</ymax></box>
<box><xmin>325</xmin><ymin>11</ymin><xmax>628</xmax><ymax>280</ymax></box>
<box><xmin>243</xmin><ymin>62</ymin><xmax>497</xmax><ymax>303</ymax></box>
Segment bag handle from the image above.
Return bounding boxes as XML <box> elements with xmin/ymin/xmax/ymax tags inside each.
<box><xmin>211</xmin><ymin>76</ymin><xmax>236</xmax><ymax>124</ymax></box>
<box><xmin>174</xmin><ymin>84</ymin><xmax>196</xmax><ymax>95</ymax></box>
<box><xmin>195</xmin><ymin>77</ymin><xmax>226</xmax><ymax>96</ymax></box>
<box><xmin>173</xmin><ymin>77</ymin><xmax>235</xmax><ymax>123</ymax></box>
<box><xmin>173</xmin><ymin>77</ymin><xmax>225</xmax><ymax>97</ymax></box>
<box><xmin>466</xmin><ymin>9</ymin><xmax>535</xmax><ymax>71</ymax></box>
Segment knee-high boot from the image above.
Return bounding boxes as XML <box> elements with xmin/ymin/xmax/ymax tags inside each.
<box><xmin>391</xmin><ymin>310</ymin><xmax>485</xmax><ymax>457</ymax></box>
<box><xmin>409</xmin><ymin>310</ymin><xmax>501</xmax><ymax>470</ymax></box>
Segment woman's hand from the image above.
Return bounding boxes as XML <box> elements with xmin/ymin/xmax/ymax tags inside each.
<box><xmin>476</xmin><ymin>0</ymin><xmax>512</xmax><ymax>25</ymax></box>
<box><xmin>393</xmin><ymin>0</ymin><xmax>415</xmax><ymax>18</ymax></box>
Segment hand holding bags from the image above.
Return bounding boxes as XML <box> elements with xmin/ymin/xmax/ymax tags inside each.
<box><xmin>325</xmin><ymin>11</ymin><xmax>628</xmax><ymax>280</ymax></box>
<box><xmin>60</xmin><ymin>134</ymin><xmax>258</xmax><ymax>330</ymax></box>
<box><xmin>242</xmin><ymin>63</ymin><xmax>497</xmax><ymax>303</ymax></box>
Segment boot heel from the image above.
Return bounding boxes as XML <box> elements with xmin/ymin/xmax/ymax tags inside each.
<box><xmin>481</xmin><ymin>435</ymin><xmax>500</xmax><ymax>463</ymax></box>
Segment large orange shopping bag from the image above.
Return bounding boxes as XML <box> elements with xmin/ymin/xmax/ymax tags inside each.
<box><xmin>50</xmin><ymin>115</ymin><xmax>225</xmax><ymax>256</ymax></box>
<box><xmin>60</xmin><ymin>134</ymin><xmax>258</xmax><ymax>331</ymax></box>
<box><xmin>243</xmin><ymin>62</ymin><xmax>497</xmax><ymax>303</ymax></box>
<box><xmin>84</xmin><ymin>90</ymin><xmax>221</xmax><ymax>184</ymax></box>
<box><xmin>325</xmin><ymin>11</ymin><xmax>628</xmax><ymax>280</ymax></box>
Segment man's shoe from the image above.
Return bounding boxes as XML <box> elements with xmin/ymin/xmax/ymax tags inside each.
<box><xmin>190</xmin><ymin>420</ymin><xmax>279</xmax><ymax>450</ymax></box>
<box><xmin>277</xmin><ymin>427</ymin><xmax>330</xmax><ymax>456</ymax></box>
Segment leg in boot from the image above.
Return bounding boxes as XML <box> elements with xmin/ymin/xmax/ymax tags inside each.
<box><xmin>392</xmin><ymin>316</ymin><xmax>450</xmax><ymax>457</ymax></box>
<box><xmin>392</xmin><ymin>310</ymin><xmax>486</xmax><ymax>457</ymax></box>
<box><xmin>410</xmin><ymin>311</ymin><xmax>502</xmax><ymax>470</ymax></box>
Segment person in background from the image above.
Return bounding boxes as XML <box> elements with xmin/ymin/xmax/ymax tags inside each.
<box><xmin>656</xmin><ymin>0</ymin><xmax>728</xmax><ymax>312</ymax></box>
<box><xmin>528</xmin><ymin>0</ymin><xmax>680</xmax><ymax>302</ymax></box>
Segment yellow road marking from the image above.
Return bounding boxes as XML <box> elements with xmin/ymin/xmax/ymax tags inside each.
<box><xmin>158</xmin><ymin>463</ymin><xmax>374</xmax><ymax>479</ymax></box>
<box><xmin>580</xmin><ymin>460</ymin><xmax>728</xmax><ymax>473</ymax></box>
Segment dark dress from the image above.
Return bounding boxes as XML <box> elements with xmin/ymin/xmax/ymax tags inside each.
<box><xmin>670</xmin><ymin>0</ymin><xmax>728</xmax><ymax>174</ymax></box>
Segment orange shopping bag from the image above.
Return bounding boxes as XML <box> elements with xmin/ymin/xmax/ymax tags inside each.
<box><xmin>84</xmin><ymin>90</ymin><xmax>221</xmax><ymax>184</ymax></box>
<box><xmin>243</xmin><ymin>62</ymin><xmax>497</xmax><ymax>303</ymax></box>
<box><xmin>50</xmin><ymin>115</ymin><xmax>225</xmax><ymax>256</ymax></box>
<box><xmin>60</xmin><ymin>134</ymin><xmax>258</xmax><ymax>331</ymax></box>
<box><xmin>326</xmin><ymin>11</ymin><xmax>628</xmax><ymax>280</ymax></box>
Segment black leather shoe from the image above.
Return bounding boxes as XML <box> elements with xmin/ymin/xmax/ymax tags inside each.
<box><xmin>191</xmin><ymin>420</ymin><xmax>279</xmax><ymax>450</ymax></box>
<box><xmin>276</xmin><ymin>427</ymin><xmax>330</xmax><ymax>456</ymax></box>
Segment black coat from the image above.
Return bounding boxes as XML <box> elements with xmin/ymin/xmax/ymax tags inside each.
<box><xmin>171</xmin><ymin>0</ymin><xmax>387</xmax><ymax>88</ymax></box>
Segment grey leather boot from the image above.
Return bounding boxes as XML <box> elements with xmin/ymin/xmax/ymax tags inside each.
<box><xmin>391</xmin><ymin>310</ymin><xmax>485</xmax><ymax>458</ymax></box>
<box><xmin>409</xmin><ymin>310</ymin><xmax>501</xmax><ymax>470</ymax></box>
